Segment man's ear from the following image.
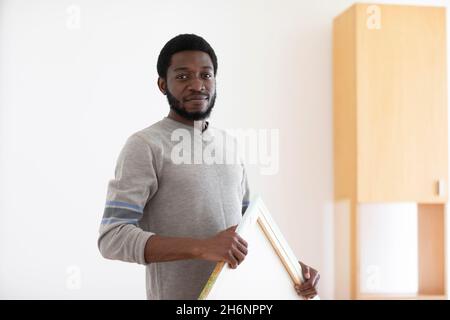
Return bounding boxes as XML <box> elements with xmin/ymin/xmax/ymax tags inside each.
<box><xmin>157</xmin><ymin>77</ymin><xmax>167</xmax><ymax>95</ymax></box>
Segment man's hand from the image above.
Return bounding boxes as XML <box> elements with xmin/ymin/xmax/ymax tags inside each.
<box><xmin>295</xmin><ymin>261</ymin><xmax>320</xmax><ymax>299</ymax></box>
<box><xmin>198</xmin><ymin>225</ymin><xmax>248</xmax><ymax>269</ymax></box>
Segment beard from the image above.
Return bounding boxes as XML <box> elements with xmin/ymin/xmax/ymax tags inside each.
<box><xmin>166</xmin><ymin>88</ymin><xmax>216</xmax><ymax>121</ymax></box>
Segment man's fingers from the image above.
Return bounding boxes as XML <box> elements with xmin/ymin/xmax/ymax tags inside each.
<box><xmin>297</xmin><ymin>287</ymin><xmax>317</xmax><ymax>298</ymax></box>
<box><xmin>296</xmin><ymin>282</ymin><xmax>315</xmax><ymax>292</ymax></box>
<box><xmin>223</xmin><ymin>226</ymin><xmax>249</xmax><ymax>269</ymax></box>
<box><xmin>295</xmin><ymin>262</ymin><xmax>320</xmax><ymax>299</ymax></box>
<box><xmin>236</xmin><ymin>241</ymin><xmax>248</xmax><ymax>256</ymax></box>
<box><xmin>299</xmin><ymin>287</ymin><xmax>317</xmax><ymax>295</ymax></box>
<box><xmin>296</xmin><ymin>289</ymin><xmax>317</xmax><ymax>299</ymax></box>
<box><xmin>299</xmin><ymin>278</ymin><xmax>314</xmax><ymax>288</ymax></box>
<box><xmin>237</xmin><ymin>234</ymin><xmax>248</xmax><ymax>248</ymax></box>
<box><xmin>232</xmin><ymin>246</ymin><xmax>246</xmax><ymax>264</ymax></box>
<box><xmin>295</xmin><ymin>283</ymin><xmax>317</xmax><ymax>298</ymax></box>
<box><xmin>296</xmin><ymin>283</ymin><xmax>313</xmax><ymax>291</ymax></box>
<box><xmin>301</xmin><ymin>271</ymin><xmax>319</xmax><ymax>288</ymax></box>
<box><xmin>227</xmin><ymin>251</ymin><xmax>239</xmax><ymax>269</ymax></box>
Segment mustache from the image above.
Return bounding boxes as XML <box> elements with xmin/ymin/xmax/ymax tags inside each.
<box><xmin>184</xmin><ymin>92</ymin><xmax>209</xmax><ymax>101</ymax></box>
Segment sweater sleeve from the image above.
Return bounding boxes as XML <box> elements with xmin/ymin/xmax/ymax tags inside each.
<box><xmin>97</xmin><ymin>134</ymin><xmax>159</xmax><ymax>265</ymax></box>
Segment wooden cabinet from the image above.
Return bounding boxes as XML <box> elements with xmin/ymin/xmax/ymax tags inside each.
<box><xmin>333</xmin><ymin>3</ymin><xmax>447</xmax><ymax>299</ymax></box>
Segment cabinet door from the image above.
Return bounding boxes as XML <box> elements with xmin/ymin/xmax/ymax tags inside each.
<box><xmin>356</xmin><ymin>4</ymin><xmax>447</xmax><ymax>202</ymax></box>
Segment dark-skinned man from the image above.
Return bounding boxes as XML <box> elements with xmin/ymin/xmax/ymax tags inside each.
<box><xmin>98</xmin><ymin>34</ymin><xmax>319</xmax><ymax>299</ymax></box>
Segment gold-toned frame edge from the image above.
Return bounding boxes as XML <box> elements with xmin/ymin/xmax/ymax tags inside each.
<box><xmin>198</xmin><ymin>196</ymin><xmax>305</xmax><ymax>300</ymax></box>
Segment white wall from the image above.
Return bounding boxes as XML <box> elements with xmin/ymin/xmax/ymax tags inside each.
<box><xmin>0</xmin><ymin>0</ymin><xmax>448</xmax><ymax>299</ymax></box>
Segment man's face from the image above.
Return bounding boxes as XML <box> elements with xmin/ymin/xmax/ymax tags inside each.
<box><xmin>161</xmin><ymin>50</ymin><xmax>216</xmax><ymax>121</ymax></box>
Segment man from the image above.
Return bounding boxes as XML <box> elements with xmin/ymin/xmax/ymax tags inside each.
<box><xmin>98</xmin><ymin>34</ymin><xmax>319</xmax><ymax>299</ymax></box>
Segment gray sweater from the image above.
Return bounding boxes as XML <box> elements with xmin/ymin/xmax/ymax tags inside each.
<box><xmin>98</xmin><ymin>117</ymin><xmax>250</xmax><ymax>299</ymax></box>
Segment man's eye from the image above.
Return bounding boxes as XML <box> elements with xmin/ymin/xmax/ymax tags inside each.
<box><xmin>202</xmin><ymin>73</ymin><xmax>212</xmax><ymax>79</ymax></box>
<box><xmin>176</xmin><ymin>74</ymin><xmax>188</xmax><ymax>80</ymax></box>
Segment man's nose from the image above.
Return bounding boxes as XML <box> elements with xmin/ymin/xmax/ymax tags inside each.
<box><xmin>188</xmin><ymin>78</ymin><xmax>205</xmax><ymax>91</ymax></box>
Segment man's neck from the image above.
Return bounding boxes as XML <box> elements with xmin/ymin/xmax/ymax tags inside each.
<box><xmin>167</xmin><ymin>111</ymin><xmax>208</xmax><ymax>132</ymax></box>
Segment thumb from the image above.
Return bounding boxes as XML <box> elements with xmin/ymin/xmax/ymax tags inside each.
<box><xmin>227</xmin><ymin>225</ymin><xmax>238</xmax><ymax>232</ymax></box>
<box><xmin>303</xmin><ymin>266</ymin><xmax>310</xmax><ymax>280</ymax></box>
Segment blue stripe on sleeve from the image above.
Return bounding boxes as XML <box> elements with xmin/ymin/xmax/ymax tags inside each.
<box><xmin>105</xmin><ymin>200</ymin><xmax>144</xmax><ymax>213</ymax></box>
<box><xmin>101</xmin><ymin>217</ymin><xmax>138</xmax><ymax>225</ymax></box>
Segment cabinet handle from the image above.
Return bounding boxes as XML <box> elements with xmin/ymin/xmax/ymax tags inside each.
<box><xmin>437</xmin><ymin>180</ymin><xmax>446</xmax><ymax>197</ymax></box>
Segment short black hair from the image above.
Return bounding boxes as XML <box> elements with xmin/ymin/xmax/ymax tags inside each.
<box><xmin>157</xmin><ymin>34</ymin><xmax>218</xmax><ymax>79</ymax></box>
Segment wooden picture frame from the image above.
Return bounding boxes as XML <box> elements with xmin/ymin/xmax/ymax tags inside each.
<box><xmin>199</xmin><ymin>196</ymin><xmax>318</xmax><ymax>300</ymax></box>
